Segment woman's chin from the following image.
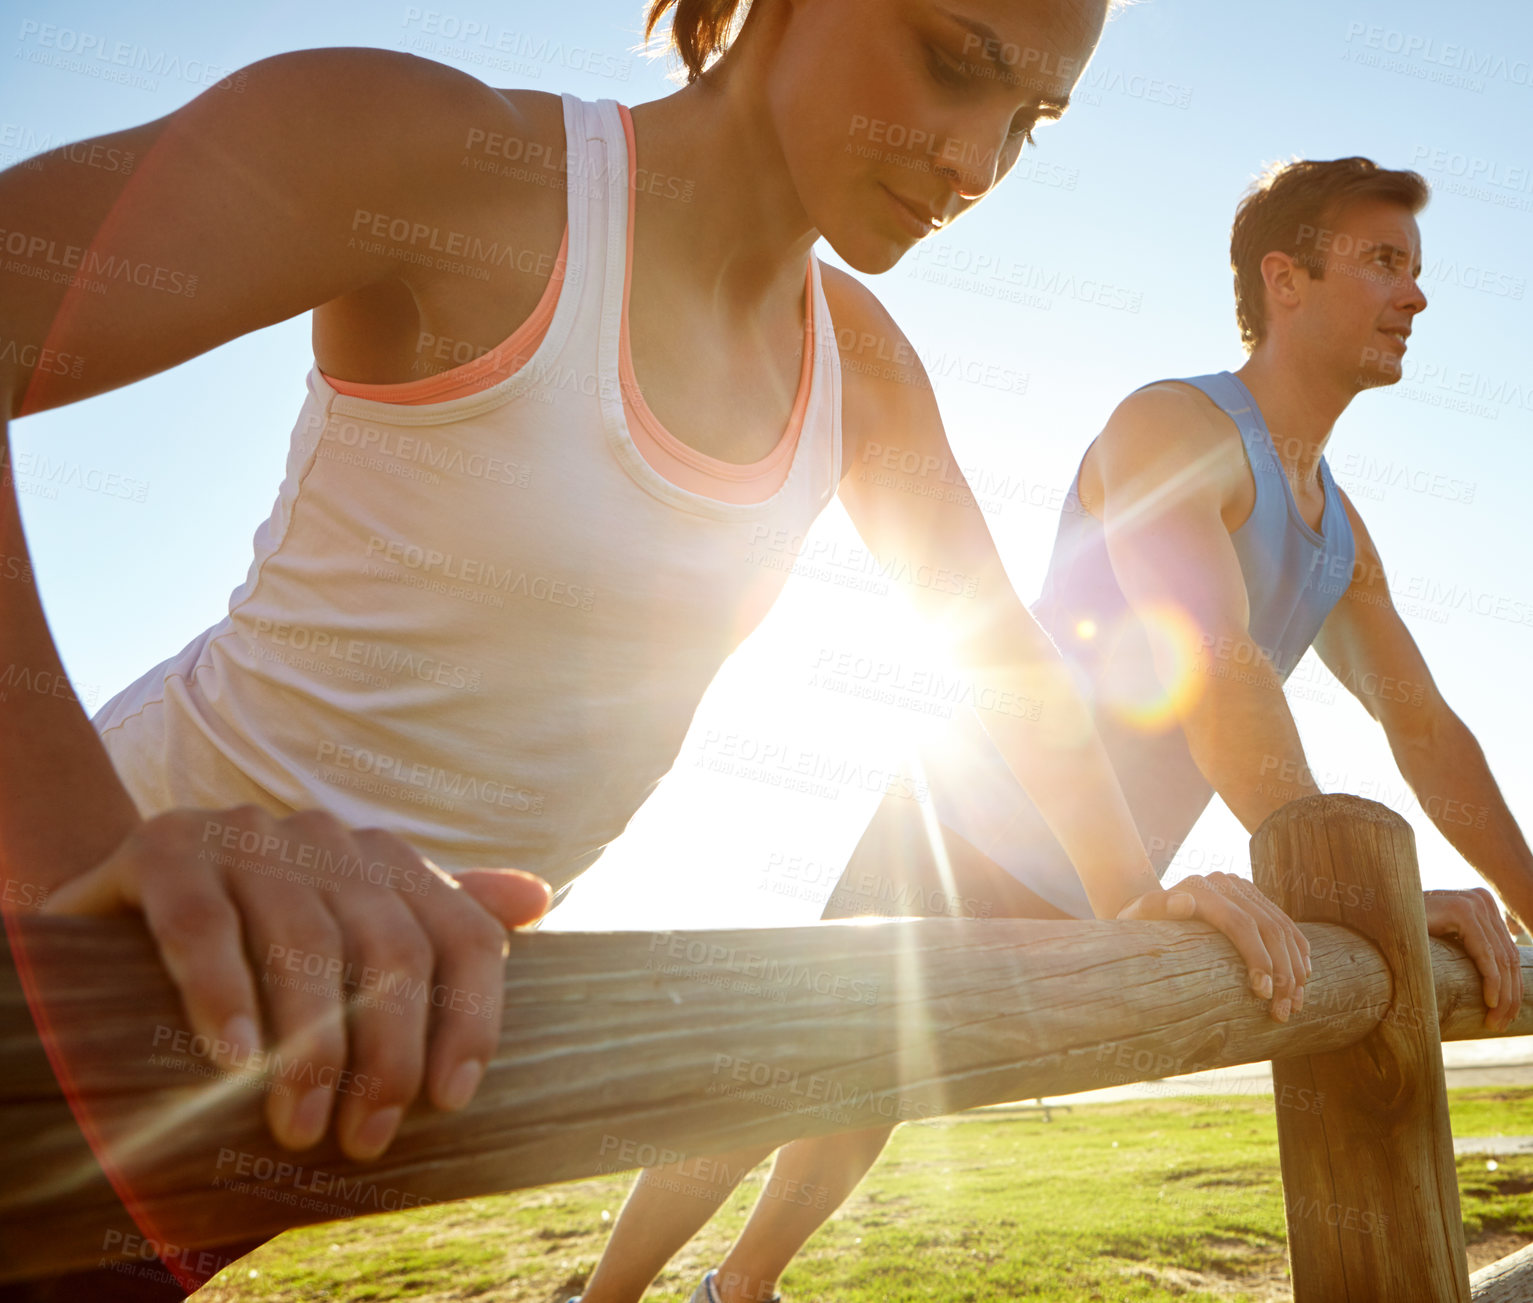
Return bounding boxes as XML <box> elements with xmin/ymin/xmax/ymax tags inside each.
<box><xmin>821</xmin><ymin>228</ymin><xmax>915</xmax><ymax>276</ymax></box>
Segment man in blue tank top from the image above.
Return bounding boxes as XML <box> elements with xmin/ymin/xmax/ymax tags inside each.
<box><xmin>591</xmin><ymin>156</ymin><xmax>1532</xmax><ymax>1303</ymax></box>
<box><xmin>833</xmin><ymin>155</ymin><xmax>1529</xmax><ymax>1000</ymax></box>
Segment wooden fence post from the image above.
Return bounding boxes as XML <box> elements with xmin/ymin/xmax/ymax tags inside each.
<box><xmin>1251</xmin><ymin>794</ymin><xmax>1470</xmax><ymax>1302</ymax></box>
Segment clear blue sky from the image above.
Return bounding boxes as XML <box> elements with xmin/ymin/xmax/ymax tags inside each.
<box><xmin>5</xmin><ymin>0</ymin><xmax>1532</xmax><ymax>931</ymax></box>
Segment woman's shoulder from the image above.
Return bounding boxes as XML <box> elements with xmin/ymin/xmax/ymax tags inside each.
<box><xmin>242</xmin><ymin>48</ymin><xmax>570</xmax><ymax>234</ymax></box>
<box><xmin>819</xmin><ymin>261</ymin><xmax>932</xmax><ymax>420</ymax></box>
<box><xmin>816</xmin><ymin>262</ymin><xmax>939</xmax><ymax>479</ymax></box>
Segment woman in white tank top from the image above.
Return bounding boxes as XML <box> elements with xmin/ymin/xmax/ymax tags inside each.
<box><xmin>1</xmin><ymin>0</ymin><xmax>1307</xmax><ymax>1250</ymax></box>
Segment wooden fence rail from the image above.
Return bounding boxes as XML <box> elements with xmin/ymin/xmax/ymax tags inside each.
<box><xmin>1</xmin><ymin>795</ymin><xmax>1530</xmax><ymax>1299</ymax></box>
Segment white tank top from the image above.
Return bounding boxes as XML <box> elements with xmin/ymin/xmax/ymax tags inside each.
<box><xmin>93</xmin><ymin>94</ymin><xmax>844</xmax><ymax>890</ymax></box>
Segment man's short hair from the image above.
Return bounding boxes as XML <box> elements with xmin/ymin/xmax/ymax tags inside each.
<box><xmin>1230</xmin><ymin>157</ymin><xmax>1430</xmax><ymax>353</ymax></box>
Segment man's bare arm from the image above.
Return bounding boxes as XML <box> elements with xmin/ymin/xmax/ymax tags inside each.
<box><xmin>1090</xmin><ymin>383</ymin><xmax>1317</xmax><ymax>828</ymax></box>
<box><xmin>827</xmin><ymin>275</ymin><xmax>1308</xmax><ymax>1017</ymax></box>
<box><xmin>1314</xmin><ymin>493</ymin><xmax>1533</xmax><ymax>928</ymax></box>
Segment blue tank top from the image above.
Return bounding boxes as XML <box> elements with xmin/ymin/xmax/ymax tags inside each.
<box><xmin>923</xmin><ymin>371</ymin><xmax>1357</xmax><ymax>917</ymax></box>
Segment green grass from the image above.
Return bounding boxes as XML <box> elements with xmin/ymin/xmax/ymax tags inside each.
<box><xmin>193</xmin><ymin>1088</ymin><xmax>1533</xmax><ymax>1303</ymax></box>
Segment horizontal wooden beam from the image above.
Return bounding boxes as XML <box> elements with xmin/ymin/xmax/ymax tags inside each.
<box><xmin>1471</xmin><ymin>1243</ymin><xmax>1533</xmax><ymax>1302</ymax></box>
<box><xmin>1</xmin><ymin>912</ymin><xmax>1528</xmax><ymax>1283</ymax></box>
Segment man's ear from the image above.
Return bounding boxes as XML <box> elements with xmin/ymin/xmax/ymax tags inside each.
<box><xmin>1261</xmin><ymin>249</ymin><xmax>1307</xmax><ymax>316</ymax></box>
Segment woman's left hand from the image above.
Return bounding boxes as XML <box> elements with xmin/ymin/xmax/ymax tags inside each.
<box><xmin>1117</xmin><ymin>873</ymin><xmax>1311</xmax><ymax>1023</ymax></box>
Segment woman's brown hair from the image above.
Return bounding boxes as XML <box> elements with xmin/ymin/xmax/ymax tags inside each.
<box><xmin>644</xmin><ymin>0</ymin><xmax>1134</xmax><ymax>85</ymax></box>
<box><xmin>643</xmin><ymin>0</ymin><xmax>754</xmax><ymax>83</ymax></box>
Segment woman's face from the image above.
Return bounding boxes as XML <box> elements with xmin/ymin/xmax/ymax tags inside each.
<box><xmin>767</xmin><ymin>0</ymin><xmax>1108</xmax><ymax>272</ymax></box>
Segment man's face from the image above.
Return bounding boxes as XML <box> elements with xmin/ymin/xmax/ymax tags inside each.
<box><xmin>765</xmin><ymin>0</ymin><xmax>1108</xmax><ymax>273</ymax></box>
<box><xmin>1292</xmin><ymin>198</ymin><xmax>1428</xmax><ymax>393</ymax></box>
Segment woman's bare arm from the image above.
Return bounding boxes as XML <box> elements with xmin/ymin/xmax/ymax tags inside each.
<box><xmin>1</xmin><ymin>48</ymin><xmax>553</xmax><ymax>1159</ymax></box>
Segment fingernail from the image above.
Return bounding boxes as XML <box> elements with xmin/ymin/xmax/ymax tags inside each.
<box><xmin>219</xmin><ymin>1015</ymin><xmax>261</xmax><ymax>1068</ymax></box>
<box><xmin>1254</xmin><ymin>972</ymin><xmax>1273</xmax><ymax>1000</ymax></box>
<box><xmin>1294</xmin><ymin>986</ymin><xmax>1305</xmax><ymax>1013</ymax></box>
<box><xmin>1169</xmin><ymin>893</ymin><xmax>1195</xmax><ymax>918</ymax></box>
<box><xmin>353</xmin><ymin>1106</ymin><xmax>403</xmax><ymax>1159</ymax></box>
<box><xmin>440</xmin><ymin>1059</ymin><xmax>484</xmax><ymax>1111</ymax></box>
<box><xmin>291</xmin><ymin>1087</ymin><xmax>332</xmax><ymax>1147</ymax></box>
<box><xmin>1275</xmin><ymin>999</ymin><xmax>1291</xmax><ymax>1022</ymax></box>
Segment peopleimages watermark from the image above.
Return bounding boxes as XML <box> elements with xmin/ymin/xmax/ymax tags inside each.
<box><xmin>949</xmin><ymin>34</ymin><xmax>1193</xmax><ymax>109</ymax></box>
<box><xmin>0</xmin><ymin>224</ymin><xmax>198</xmax><ymax>296</ymax></box>
<box><xmin>591</xmin><ymin>1133</ymin><xmax>832</xmax><ymax>1211</ymax></box>
<box><xmin>1251</xmin><ymin>756</ymin><xmax>1491</xmax><ymax>835</ymax></box>
<box><xmin>312</xmin><ymin>739</ymin><xmax>548</xmax><ymax>815</ymax></box>
<box><xmin>198</xmin><ymin>814</ymin><xmax>435</xmax><ymax>897</ymax></box>
<box><xmin>398</xmin><ymin>7</ymin><xmax>631</xmax><ymax>81</ymax></box>
<box><xmin>262</xmin><ymin>941</ymin><xmax>498</xmax><ymax>1021</ymax></box>
<box><xmin>245</xmin><ymin>619</ymin><xmax>485</xmax><ymax>694</ymax></box>
<box><xmin>830</xmin><ymin>322</ymin><xmax>1031</xmax><ymax>398</ymax></box>
<box><xmin>462</xmin><ymin>125</ymin><xmax>693</xmax><ymax>200</ymax></box>
<box><xmin>1074</xmin><ymin>62</ymin><xmax>1193</xmax><ymax>110</ymax></box>
<box><xmin>855</xmin><ymin>439</ymin><xmax>1082</xmax><ymax>521</ymax></box>
<box><xmin>744</xmin><ymin>523</ymin><xmax>982</xmax><ymax>599</ymax></box>
<box><xmin>1289</xmin><ymin>1193</ymin><xmax>1391</xmax><ymax>1239</ymax></box>
<box><xmin>97</xmin><ymin>1231</ymin><xmax>238</xmax><ymax>1289</ymax></box>
<box><xmin>0</xmin><ymin>660</ymin><xmax>100</xmax><ymax>710</ymax></box>
<box><xmin>708</xmin><ymin>1052</ymin><xmax>938</xmax><ymax>1125</ymax></box>
<box><xmin>832</xmin><ymin>869</ymin><xmax>997</xmax><ymax>921</ymax></box>
<box><xmin>1417</xmin><ymin>254</ymin><xmax>1526</xmax><ymax>301</ymax></box>
<box><xmin>1408</xmin><ymin>144</ymin><xmax>1533</xmax><ymax>214</ymax></box>
<box><xmin>807</xmin><ymin>646</ymin><xmax>1043</xmax><ymax>723</ymax></box>
<box><xmin>212</xmin><ymin>1145</ymin><xmax>434</xmax><ymax>1216</ymax></box>
<box><xmin>149</xmin><ymin>1024</ymin><xmax>382</xmax><ymax>1101</ymax></box>
<box><xmin>0</xmin><ymin>121</ymin><xmax>135</xmax><ymax>174</ymax></box>
<box><xmin>0</xmin><ymin>333</ymin><xmax>85</xmax><ymax>379</ymax></box>
<box><xmin>646</xmin><ymin>931</ymin><xmax>881</xmax><ymax>1007</ymax></box>
<box><xmin>319</xmin><ymin>417</ymin><xmax>535</xmax><ymax>487</ymax></box>
<box><xmin>15</xmin><ymin>19</ymin><xmax>248</xmax><ymax>93</ymax></box>
<box><xmin>1343</xmin><ymin>20</ymin><xmax>1533</xmax><ymax>93</ymax></box>
<box><xmin>0</xmin><ymin>552</ymin><xmax>34</xmax><ymax>587</ymax></box>
<box><xmin>905</xmin><ymin>239</ymin><xmax>1144</xmax><ymax>313</ymax></box>
<box><xmin>1</xmin><ymin>873</ymin><xmax>49</xmax><ymax>909</ymax></box>
<box><xmin>4</xmin><ymin>449</ymin><xmax>149</xmax><ymax>503</ymax></box>
<box><xmin>1331</xmin><ymin>451</ymin><xmax>1477</xmax><ymax>508</ymax></box>
<box><xmin>841</xmin><ymin>115</ymin><xmax>1079</xmax><ymax>192</ymax></box>
<box><xmin>693</xmin><ymin>728</ymin><xmax>928</xmax><ymax>805</ymax></box>
<box><xmin>1362</xmin><ymin>351</ymin><xmax>1533</xmax><ymax>418</ymax></box>
<box><xmin>362</xmin><ymin>534</ymin><xmax>595</xmax><ymax>611</ymax></box>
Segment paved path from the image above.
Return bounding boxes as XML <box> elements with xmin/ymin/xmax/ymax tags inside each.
<box><xmin>1454</xmin><ymin>1135</ymin><xmax>1533</xmax><ymax>1155</ymax></box>
<box><xmin>977</xmin><ymin>1035</ymin><xmax>1533</xmax><ymax>1110</ymax></box>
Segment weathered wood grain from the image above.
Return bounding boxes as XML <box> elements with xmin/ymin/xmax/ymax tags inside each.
<box><xmin>1470</xmin><ymin>1242</ymin><xmax>1533</xmax><ymax>1302</ymax></box>
<box><xmin>2</xmin><ymin>890</ymin><xmax>1528</xmax><ymax>1283</ymax></box>
<box><xmin>1253</xmin><ymin>794</ymin><xmax>1471</xmax><ymax>1303</ymax></box>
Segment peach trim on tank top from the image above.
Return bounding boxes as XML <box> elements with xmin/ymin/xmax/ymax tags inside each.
<box><xmin>616</xmin><ymin>104</ymin><xmax>813</xmax><ymax>504</ymax></box>
<box><xmin>319</xmin><ymin>105</ymin><xmax>814</xmax><ymax>505</ymax></box>
<box><xmin>320</xmin><ymin>227</ymin><xmax>570</xmax><ymax>405</ymax></box>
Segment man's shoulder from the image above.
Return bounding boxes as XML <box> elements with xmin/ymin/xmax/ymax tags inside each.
<box><xmin>1096</xmin><ymin>378</ymin><xmax>1250</xmax><ymax>474</ymax></box>
<box><xmin>1078</xmin><ymin>376</ymin><xmax>1253</xmax><ymax>519</ymax></box>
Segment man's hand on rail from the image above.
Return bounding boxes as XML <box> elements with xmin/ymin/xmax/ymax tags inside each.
<box><xmin>1425</xmin><ymin>889</ymin><xmax>1523</xmax><ymax>1032</ymax></box>
<box><xmin>41</xmin><ymin>804</ymin><xmax>551</xmax><ymax>1160</ymax></box>
<box><xmin>1115</xmin><ymin>872</ymin><xmax>1310</xmax><ymax>1023</ymax></box>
